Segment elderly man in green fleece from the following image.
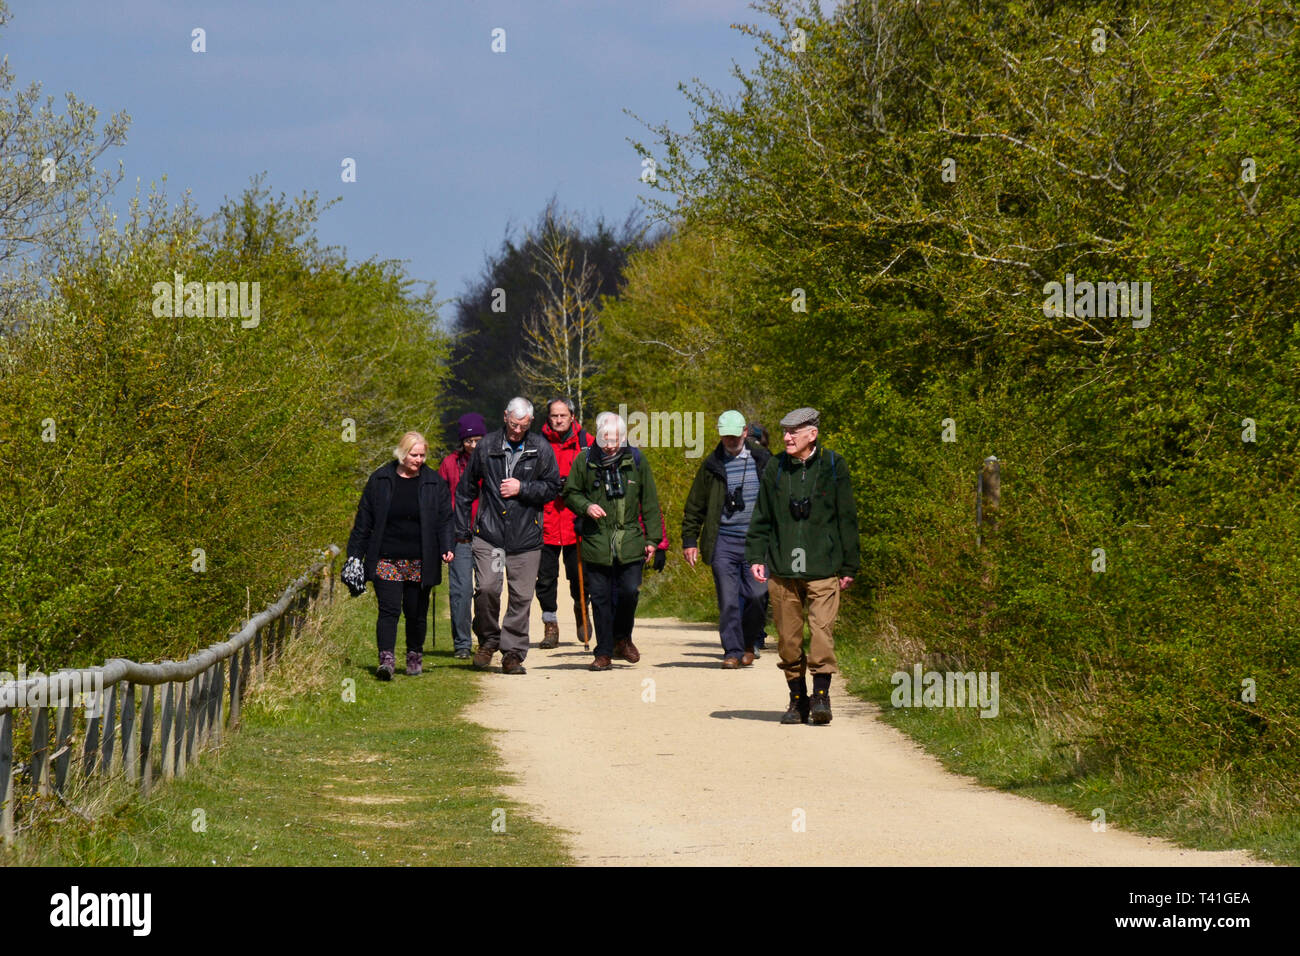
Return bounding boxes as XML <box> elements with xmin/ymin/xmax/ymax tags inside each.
<box><xmin>746</xmin><ymin>407</ymin><xmax>860</xmax><ymax>725</ymax></box>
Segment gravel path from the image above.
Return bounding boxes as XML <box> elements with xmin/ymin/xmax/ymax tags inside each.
<box><xmin>466</xmin><ymin>601</ymin><xmax>1263</xmax><ymax>866</ymax></box>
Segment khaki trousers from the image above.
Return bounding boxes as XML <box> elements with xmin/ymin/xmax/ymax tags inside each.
<box><xmin>767</xmin><ymin>575</ymin><xmax>840</xmax><ymax>678</ymax></box>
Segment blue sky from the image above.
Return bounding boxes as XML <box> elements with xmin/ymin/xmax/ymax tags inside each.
<box><xmin>4</xmin><ymin>0</ymin><xmax>761</xmax><ymax>318</ymax></box>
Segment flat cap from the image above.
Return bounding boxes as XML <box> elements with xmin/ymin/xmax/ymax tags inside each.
<box><xmin>779</xmin><ymin>407</ymin><xmax>820</xmax><ymax>430</ymax></box>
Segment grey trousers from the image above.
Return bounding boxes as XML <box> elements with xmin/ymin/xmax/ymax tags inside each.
<box><xmin>471</xmin><ymin>536</ymin><xmax>542</xmax><ymax>659</ymax></box>
<box><xmin>447</xmin><ymin>540</ymin><xmax>474</xmax><ymax>653</ymax></box>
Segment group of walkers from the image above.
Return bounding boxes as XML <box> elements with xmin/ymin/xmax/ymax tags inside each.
<box><xmin>343</xmin><ymin>397</ymin><xmax>859</xmax><ymax>725</ymax></box>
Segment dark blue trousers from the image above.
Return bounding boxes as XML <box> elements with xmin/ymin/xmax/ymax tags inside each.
<box><xmin>710</xmin><ymin>533</ymin><xmax>767</xmax><ymax>659</ymax></box>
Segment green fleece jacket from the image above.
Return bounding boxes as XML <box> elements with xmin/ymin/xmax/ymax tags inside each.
<box><xmin>562</xmin><ymin>447</ymin><xmax>663</xmax><ymax>567</ymax></box>
<box><xmin>744</xmin><ymin>445</ymin><xmax>861</xmax><ymax>580</ymax></box>
<box><xmin>681</xmin><ymin>439</ymin><xmax>772</xmax><ymax>564</ymax></box>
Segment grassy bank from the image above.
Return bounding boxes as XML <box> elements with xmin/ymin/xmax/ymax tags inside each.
<box><xmin>4</xmin><ymin>587</ymin><xmax>570</xmax><ymax>867</ymax></box>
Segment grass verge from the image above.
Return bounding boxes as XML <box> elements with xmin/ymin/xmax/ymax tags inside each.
<box><xmin>4</xmin><ymin>587</ymin><xmax>571</xmax><ymax>866</ymax></box>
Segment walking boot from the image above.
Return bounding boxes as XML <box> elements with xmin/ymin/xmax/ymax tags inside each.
<box><xmin>472</xmin><ymin>643</ymin><xmax>497</xmax><ymax>670</ymax></box>
<box><xmin>376</xmin><ymin>650</ymin><xmax>396</xmax><ymax>681</ymax></box>
<box><xmin>501</xmin><ymin>652</ymin><xmax>527</xmax><ymax>675</ymax></box>
<box><xmin>405</xmin><ymin>650</ymin><xmax>423</xmax><ymax>676</ymax></box>
<box><xmin>780</xmin><ymin>675</ymin><xmax>809</xmax><ymax>724</ymax></box>
<box><xmin>810</xmin><ymin>673</ymin><xmax>832</xmax><ymax>724</ymax></box>
<box><xmin>540</xmin><ymin>620</ymin><xmax>560</xmax><ymax>649</ymax></box>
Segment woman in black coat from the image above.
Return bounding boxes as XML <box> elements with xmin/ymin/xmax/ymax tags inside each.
<box><xmin>343</xmin><ymin>431</ymin><xmax>455</xmax><ymax>679</ymax></box>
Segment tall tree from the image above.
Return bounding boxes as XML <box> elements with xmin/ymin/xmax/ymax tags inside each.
<box><xmin>514</xmin><ymin>212</ymin><xmax>602</xmax><ymax>420</ymax></box>
<box><xmin>442</xmin><ymin>198</ymin><xmax>655</xmax><ymax>438</ymax></box>
<box><xmin>0</xmin><ymin>1</ymin><xmax>129</xmax><ymax>332</ymax></box>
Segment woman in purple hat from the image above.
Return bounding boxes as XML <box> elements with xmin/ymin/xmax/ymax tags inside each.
<box><xmin>439</xmin><ymin>414</ymin><xmax>487</xmax><ymax>659</ymax></box>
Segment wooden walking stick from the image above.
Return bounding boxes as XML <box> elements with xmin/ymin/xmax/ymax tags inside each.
<box><xmin>575</xmin><ymin>538</ymin><xmax>590</xmax><ymax>650</ymax></box>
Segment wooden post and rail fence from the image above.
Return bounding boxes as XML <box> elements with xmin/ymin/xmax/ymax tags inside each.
<box><xmin>0</xmin><ymin>545</ymin><xmax>339</xmax><ymax>846</ymax></box>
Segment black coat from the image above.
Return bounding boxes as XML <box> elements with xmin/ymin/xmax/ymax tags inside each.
<box><xmin>346</xmin><ymin>461</ymin><xmax>454</xmax><ymax>587</ymax></box>
<box><xmin>454</xmin><ymin>428</ymin><xmax>561</xmax><ymax>554</ymax></box>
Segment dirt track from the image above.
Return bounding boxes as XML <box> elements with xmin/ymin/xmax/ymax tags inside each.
<box><xmin>466</xmin><ymin>596</ymin><xmax>1263</xmax><ymax>867</ymax></box>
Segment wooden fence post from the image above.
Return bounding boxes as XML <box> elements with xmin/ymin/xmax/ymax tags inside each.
<box><xmin>122</xmin><ymin>683</ymin><xmax>138</xmax><ymax>784</ymax></box>
<box><xmin>0</xmin><ymin>711</ymin><xmax>14</xmax><ymax>846</ymax></box>
<box><xmin>193</xmin><ymin>671</ymin><xmax>205</xmax><ymax>750</ymax></box>
<box><xmin>230</xmin><ymin>645</ymin><xmax>247</xmax><ymax>728</ymax></box>
<box><xmin>53</xmin><ymin>700</ymin><xmax>75</xmax><ymax>794</ymax></box>
<box><xmin>160</xmin><ymin>683</ymin><xmax>176</xmax><ymax>781</ymax></box>
<box><xmin>184</xmin><ymin>675</ymin><xmax>199</xmax><ymax>765</ymax></box>
<box><xmin>83</xmin><ymin>681</ymin><xmax>103</xmax><ymax>778</ymax></box>
<box><xmin>139</xmin><ymin>685</ymin><xmax>155</xmax><ymax>797</ymax></box>
<box><xmin>100</xmin><ymin>683</ymin><xmax>118</xmax><ymax>778</ymax></box>
<box><xmin>210</xmin><ymin>661</ymin><xmax>224</xmax><ymax>748</ymax></box>
<box><xmin>174</xmin><ymin>680</ymin><xmax>189</xmax><ymax>779</ymax></box>
<box><xmin>31</xmin><ymin>706</ymin><xmax>51</xmax><ymax>797</ymax></box>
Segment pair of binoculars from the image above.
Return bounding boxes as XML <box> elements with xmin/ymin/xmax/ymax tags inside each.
<box><xmin>723</xmin><ymin>486</ymin><xmax>746</xmax><ymax>517</ymax></box>
<box><xmin>788</xmin><ymin>496</ymin><xmax>812</xmax><ymax>520</ymax></box>
<box><xmin>601</xmin><ymin>467</ymin><xmax>626</xmax><ymax>499</ymax></box>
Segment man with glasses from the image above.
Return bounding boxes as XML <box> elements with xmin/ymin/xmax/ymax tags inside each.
<box><xmin>682</xmin><ymin>410</ymin><xmax>772</xmax><ymax>668</ymax></box>
<box><xmin>455</xmin><ymin>397</ymin><xmax>561</xmax><ymax>675</ymax></box>
<box><xmin>746</xmin><ymin>408</ymin><xmax>860</xmax><ymax>724</ymax></box>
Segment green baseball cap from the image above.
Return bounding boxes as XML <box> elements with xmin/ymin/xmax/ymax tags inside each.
<box><xmin>717</xmin><ymin>410</ymin><xmax>746</xmax><ymax>436</ymax></box>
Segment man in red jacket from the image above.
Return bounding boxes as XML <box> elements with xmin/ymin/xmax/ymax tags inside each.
<box><xmin>536</xmin><ymin>398</ymin><xmax>592</xmax><ymax>647</ymax></box>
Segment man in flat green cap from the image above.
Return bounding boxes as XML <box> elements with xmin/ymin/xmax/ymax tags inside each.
<box><xmin>745</xmin><ymin>407</ymin><xmax>860</xmax><ymax>724</ymax></box>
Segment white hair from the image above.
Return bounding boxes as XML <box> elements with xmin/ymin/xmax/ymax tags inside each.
<box><xmin>505</xmin><ymin>396</ymin><xmax>534</xmax><ymax>420</ymax></box>
<box><xmin>595</xmin><ymin>412</ymin><xmax>627</xmax><ymax>445</ymax></box>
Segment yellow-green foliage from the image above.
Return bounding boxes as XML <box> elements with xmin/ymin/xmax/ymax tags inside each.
<box><xmin>0</xmin><ymin>184</ymin><xmax>450</xmax><ymax>669</ymax></box>
<box><xmin>602</xmin><ymin>0</ymin><xmax>1300</xmax><ymax>782</ymax></box>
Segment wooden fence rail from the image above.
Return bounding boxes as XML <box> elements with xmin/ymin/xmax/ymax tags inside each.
<box><xmin>0</xmin><ymin>545</ymin><xmax>339</xmax><ymax>845</ymax></box>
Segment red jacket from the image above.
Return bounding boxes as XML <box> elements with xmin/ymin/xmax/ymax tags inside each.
<box><xmin>439</xmin><ymin>447</ymin><xmax>478</xmax><ymax>531</ymax></box>
<box><xmin>542</xmin><ymin>422</ymin><xmax>592</xmax><ymax>545</ymax></box>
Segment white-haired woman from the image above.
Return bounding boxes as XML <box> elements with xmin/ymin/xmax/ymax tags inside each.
<box><xmin>562</xmin><ymin>413</ymin><xmax>663</xmax><ymax>671</ymax></box>
<box><xmin>343</xmin><ymin>431</ymin><xmax>455</xmax><ymax>679</ymax></box>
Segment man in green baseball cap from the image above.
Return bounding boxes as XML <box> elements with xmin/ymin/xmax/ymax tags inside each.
<box><xmin>682</xmin><ymin>409</ymin><xmax>772</xmax><ymax>667</ymax></box>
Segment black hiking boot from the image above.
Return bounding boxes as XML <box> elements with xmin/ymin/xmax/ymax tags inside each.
<box><xmin>810</xmin><ymin>673</ymin><xmax>832</xmax><ymax>724</ymax></box>
<box><xmin>781</xmin><ymin>692</ymin><xmax>810</xmax><ymax>724</ymax></box>
<box><xmin>781</xmin><ymin>673</ymin><xmax>810</xmax><ymax>724</ymax></box>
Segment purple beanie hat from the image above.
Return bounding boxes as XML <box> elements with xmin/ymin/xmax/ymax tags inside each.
<box><xmin>458</xmin><ymin>413</ymin><xmax>487</xmax><ymax>440</ymax></box>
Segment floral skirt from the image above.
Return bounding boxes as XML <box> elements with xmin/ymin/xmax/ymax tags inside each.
<box><xmin>375</xmin><ymin>558</ymin><xmax>422</xmax><ymax>582</ymax></box>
